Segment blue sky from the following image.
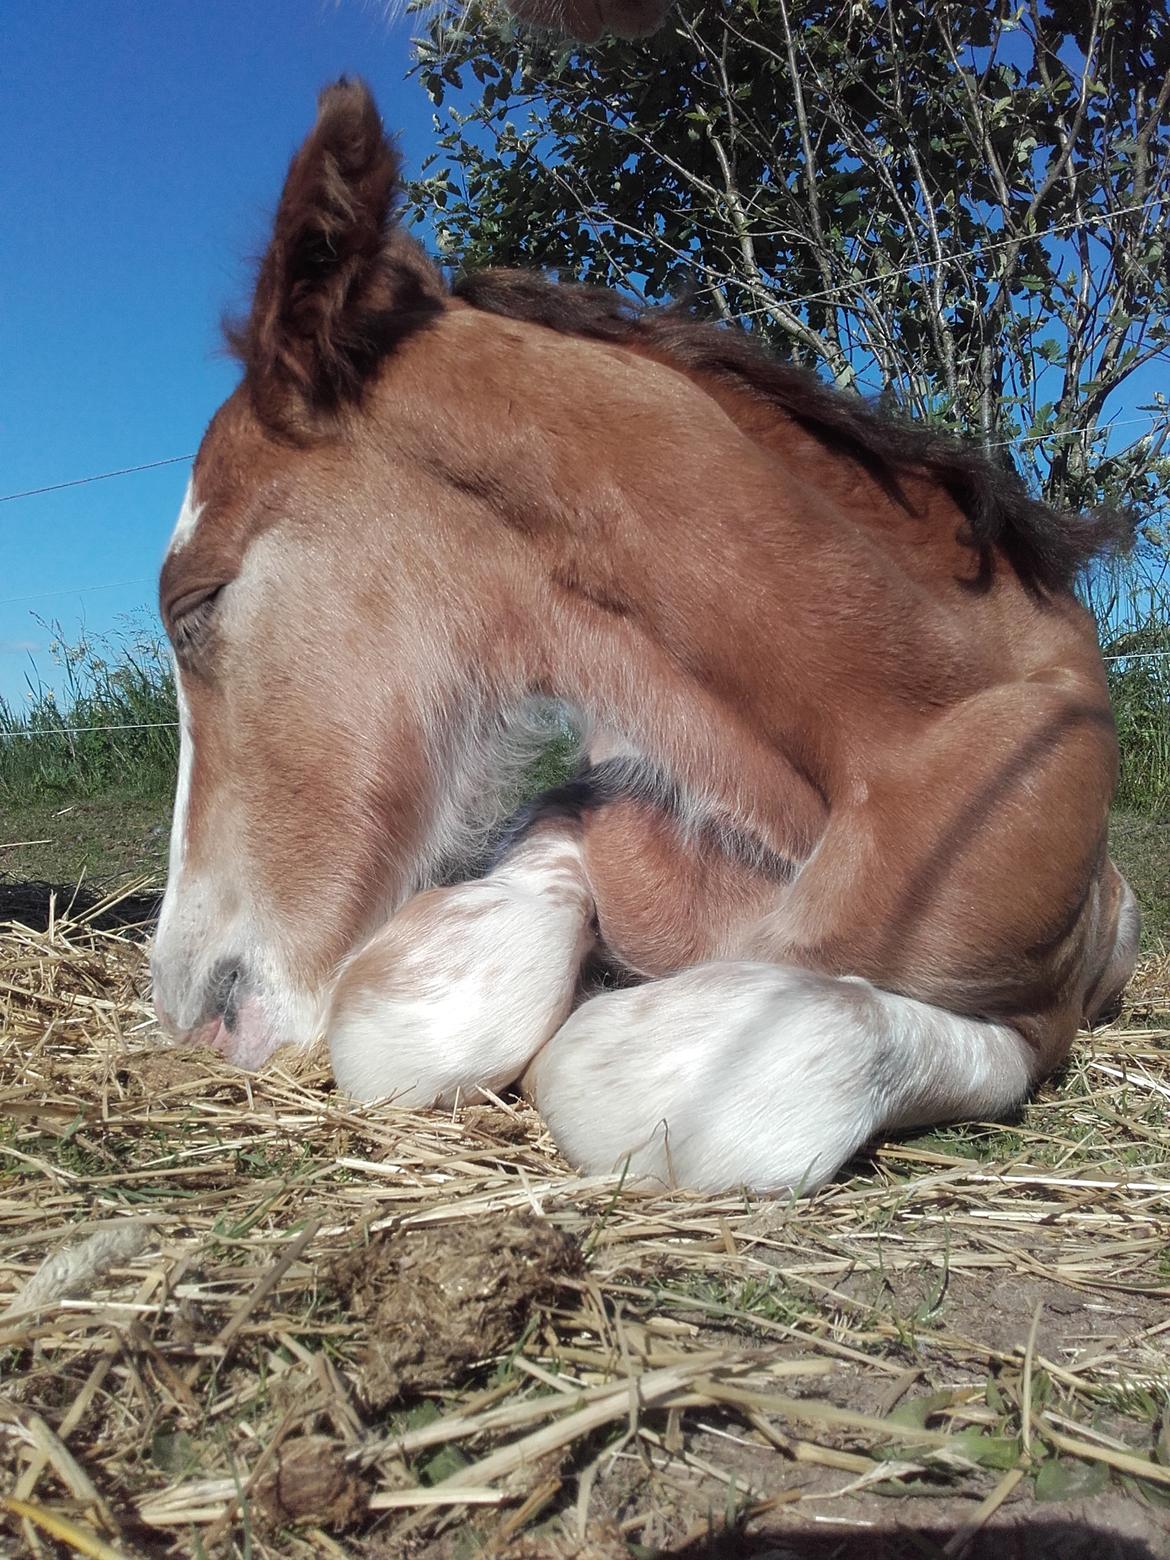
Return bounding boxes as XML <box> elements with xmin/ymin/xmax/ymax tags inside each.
<box><xmin>1</xmin><ymin>1</ymin><xmax>441</xmax><ymax>706</ymax></box>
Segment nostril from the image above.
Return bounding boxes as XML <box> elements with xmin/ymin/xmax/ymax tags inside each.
<box><xmin>208</xmin><ymin>958</ymin><xmax>247</xmax><ymax>1032</ymax></box>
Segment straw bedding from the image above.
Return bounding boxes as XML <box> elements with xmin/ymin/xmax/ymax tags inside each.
<box><xmin>1</xmin><ymin>882</ymin><xmax>1168</xmax><ymax>1558</ymax></box>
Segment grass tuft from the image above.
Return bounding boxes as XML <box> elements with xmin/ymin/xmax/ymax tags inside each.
<box><xmin>0</xmin><ymin>617</ymin><xmax>178</xmax><ymax>804</ymax></box>
<box><xmin>1101</xmin><ymin>584</ymin><xmax>1170</xmax><ymax>818</ymax></box>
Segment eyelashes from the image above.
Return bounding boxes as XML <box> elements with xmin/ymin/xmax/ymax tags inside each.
<box><xmin>169</xmin><ymin>586</ymin><xmax>224</xmax><ymax>669</ymax></box>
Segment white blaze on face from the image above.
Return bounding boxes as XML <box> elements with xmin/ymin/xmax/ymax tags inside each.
<box><xmin>166</xmin><ymin>669</ymin><xmax>195</xmax><ymax>882</ymax></box>
<box><xmin>152</xmin><ymin>475</ymin><xmax>205</xmax><ymax>1029</ymax></box>
<box><xmin>161</xmin><ymin>478</ymin><xmax>204</xmax><ymax>894</ymax></box>
<box><xmin>168</xmin><ymin>477</ymin><xmax>204</xmax><ymax>554</ymax></box>
<box><xmin>152</xmin><ymin>486</ymin><xmax>331</xmax><ymax>1061</ymax></box>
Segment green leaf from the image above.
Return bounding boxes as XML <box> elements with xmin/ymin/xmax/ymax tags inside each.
<box><xmin>888</xmin><ymin>1391</ymin><xmax>958</xmax><ymax>1429</ymax></box>
<box><xmin>1128</xmin><ymin>1474</ymin><xmax>1170</xmax><ymax>1509</ymax></box>
<box><xmin>1034</xmin><ymin>1457</ymin><xmax>1110</xmax><ymax>1502</ymax></box>
<box><xmin>420</xmin><ymin>1443</ymin><xmax>472</xmax><ymax>1485</ymax></box>
<box><xmin>984</xmin><ymin>1373</ymin><xmax>1011</xmax><ymax>1417</ymax></box>
<box><xmin>404</xmin><ymin>0</ymin><xmax>1170</xmax><ymax>530</ymax></box>
<box><xmin>151</xmin><ymin>1429</ymin><xmax>199</xmax><ymax>1475</ymax></box>
<box><xmin>948</xmin><ymin>1429</ymin><xmax>1022</xmax><ymax>1471</ymax></box>
<box><xmin>398</xmin><ymin>1399</ymin><xmax>443</xmax><ymax>1432</ymax></box>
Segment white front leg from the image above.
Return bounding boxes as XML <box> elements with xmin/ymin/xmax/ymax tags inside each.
<box><xmin>527</xmin><ymin>962</ymin><xmax>1033</xmax><ymax>1194</ymax></box>
<box><xmin>328</xmin><ymin>829</ymin><xmax>594</xmax><ymax>1106</ymax></box>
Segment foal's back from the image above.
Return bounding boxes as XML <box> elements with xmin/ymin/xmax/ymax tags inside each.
<box><xmin>401</xmin><ymin>299</ymin><xmax>1129</xmax><ymax>1052</ymax></box>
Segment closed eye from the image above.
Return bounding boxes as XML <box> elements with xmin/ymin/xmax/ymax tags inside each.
<box><xmin>169</xmin><ymin>585</ymin><xmax>224</xmax><ymax>666</ymax></box>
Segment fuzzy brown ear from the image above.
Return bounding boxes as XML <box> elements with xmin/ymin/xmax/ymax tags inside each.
<box><xmin>228</xmin><ymin>78</ymin><xmax>445</xmax><ymax>435</ymax></box>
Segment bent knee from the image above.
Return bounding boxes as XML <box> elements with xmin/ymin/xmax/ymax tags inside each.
<box><xmin>329</xmin><ymin>866</ymin><xmax>593</xmax><ymax>1105</ymax></box>
<box><xmin>1084</xmin><ymin>869</ymin><xmax>1140</xmax><ymax>1026</ymax></box>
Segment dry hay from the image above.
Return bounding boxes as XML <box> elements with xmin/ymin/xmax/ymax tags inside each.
<box><xmin>1</xmin><ymin>883</ymin><xmax>1169</xmax><ymax>1560</ymax></box>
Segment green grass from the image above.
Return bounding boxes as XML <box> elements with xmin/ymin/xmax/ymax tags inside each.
<box><xmin>1109</xmin><ymin>810</ymin><xmax>1170</xmax><ymax>943</ymax></box>
<box><xmin>0</xmin><ymin>791</ymin><xmax>170</xmax><ymax>886</ymax></box>
<box><xmin>1099</xmin><ymin>582</ymin><xmax>1170</xmax><ymax>818</ymax></box>
<box><xmin>0</xmin><ymin>617</ymin><xmax>178</xmax><ymax>805</ymax></box>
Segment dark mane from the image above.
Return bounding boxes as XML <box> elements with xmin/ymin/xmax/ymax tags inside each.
<box><xmin>454</xmin><ymin>269</ymin><xmax>1133</xmax><ymax>594</ymax></box>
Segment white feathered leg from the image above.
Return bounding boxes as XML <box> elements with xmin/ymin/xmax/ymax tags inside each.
<box><xmin>329</xmin><ymin>829</ymin><xmax>594</xmax><ymax>1106</ymax></box>
<box><xmin>526</xmin><ymin>962</ymin><xmax>1035</xmax><ymax>1194</ymax></box>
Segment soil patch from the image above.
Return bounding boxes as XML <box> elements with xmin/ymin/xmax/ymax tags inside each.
<box><xmin>0</xmin><ymin>875</ymin><xmax>161</xmax><ymax>933</ymax></box>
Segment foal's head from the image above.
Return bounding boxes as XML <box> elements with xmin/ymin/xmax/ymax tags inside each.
<box><xmin>151</xmin><ymin>82</ymin><xmax>541</xmax><ymax>1065</ymax></box>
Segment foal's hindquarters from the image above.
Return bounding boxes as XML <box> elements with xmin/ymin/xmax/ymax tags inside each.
<box><xmin>327</xmin><ymin>712</ymin><xmax>1139</xmax><ymax>1195</ymax></box>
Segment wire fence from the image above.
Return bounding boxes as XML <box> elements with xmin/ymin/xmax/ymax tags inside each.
<box><xmin>0</xmin><ymin>412</ymin><xmax>1165</xmax><ymax>517</ymax></box>
<box><xmin>1</xmin><ymin>192</ymin><xmax>1168</xmax><ymax>510</ymax></box>
<box><xmin>1</xmin><ymin>647</ymin><xmax>1167</xmax><ymax>744</ymax></box>
<box><xmin>0</xmin><ymin>578</ymin><xmax>156</xmax><ymax>609</ymax></box>
<box><xmin>0</xmin><ymin>722</ymin><xmax>180</xmax><ymax>741</ymax></box>
<box><xmin>736</xmin><ymin>193</ymin><xmax>1170</xmax><ymax>319</ymax></box>
<box><xmin>0</xmin><ymin>455</ymin><xmax>194</xmax><ymax>506</ymax></box>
